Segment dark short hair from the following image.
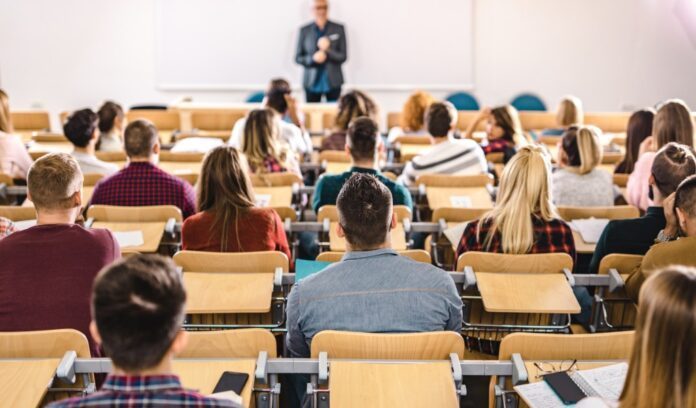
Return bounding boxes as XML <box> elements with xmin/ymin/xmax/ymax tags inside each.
<box><xmin>346</xmin><ymin>117</ymin><xmax>379</xmax><ymax>161</ymax></box>
<box><xmin>675</xmin><ymin>174</ymin><xmax>696</xmax><ymax>220</ymax></box>
<box><xmin>652</xmin><ymin>143</ymin><xmax>696</xmax><ymax>197</ymax></box>
<box><xmin>337</xmin><ymin>173</ymin><xmax>392</xmax><ymax>249</ymax></box>
<box><xmin>97</xmin><ymin>101</ymin><xmax>124</xmax><ymax>133</ymax></box>
<box><xmin>266</xmin><ymin>79</ymin><xmax>291</xmax><ymax>114</ymax></box>
<box><xmin>92</xmin><ymin>254</ymin><xmax>186</xmax><ymax>371</ymax></box>
<box><xmin>124</xmin><ymin>119</ymin><xmax>158</xmax><ymax>158</ymax></box>
<box><xmin>63</xmin><ymin>109</ymin><xmax>98</xmax><ymax>148</ymax></box>
<box><xmin>426</xmin><ymin>102</ymin><xmax>453</xmax><ymax>137</ymax></box>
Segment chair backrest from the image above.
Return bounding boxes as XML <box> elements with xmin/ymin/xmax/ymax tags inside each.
<box><xmin>613</xmin><ymin>173</ymin><xmax>629</xmax><ymax>188</ymax></box>
<box><xmin>95</xmin><ymin>151</ymin><xmax>127</xmax><ymax>162</ymax></box>
<box><xmin>31</xmin><ymin>132</ymin><xmax>68</xmax><ymax>143</ymax></box>
<box><xmin>173</xmin><ymin>250</ymin><xmax>289</xmax><ymax>273</ymax></box>
<box><xmin>485</xmin><ymin>152</ymin><xmax>504</xmax><ymax>164</ymax></box>
<box><xmin>445</xmin><ymin>92</ymin><xmax>480</xmax><ymax>111</ymax></box>
<box><xmin>518</xmin><ymin>112</ymin><xmax>557</xmax><ymax>130</ymax></box>
<box><xmin>432</xmin><ymin>207</ymin><xmax>488</xmax><ymax>223</ymax></box>
<box><xmin>584</xmin><ymin>112</ymin><xmax>631</xmax><ymax>133</ymax></box>
<box><xmin>83</xmin><ymin>173</ymin><xmax>105</xmax><ymax>187</ymax></box>
<box><xmin>178</xmin><ymin>329</ymin><xmax>277</xmax><ymax>358</ymax></box>
<box><xmin>557</xmin><ymin>206</ymin><xmax>639</xmax><ymax>221</ymax></box>
<box><xmin>510</xmin><ymin>93</ymin><xmax>547</xmax><ymax>112</ymax></box>
<box><xmin>316</xmin><ymin>250</ymin><xmax>431</xmax><ymax>264</ymax></box>
<box><xmin>0</xmin><ymin>329</ymin><xmax>91</xmax><ymax>358</ymax></box>
<box><xmin>416</xmin><ymin>174</ymin><xmax>492</xmax><ymax>188</ymax></box>
<box><xmin>159</xmin><ymin>151</ymin><xmax>205</xmax><ymax>163</ymax></box>
<box><xmin>310</xmin><ymin>331</ymin><xmax>465</xmax><ymax>359</ymax></box>
<box><xmin>191</xmin><ymin>111</ymin><xmax>246</xmax><ymax>131</ymax></box>
<box><xmin>319</xmin><ymin>150</ymin><xmax>350</xmax><ymax>163</ymax></box>
<box><xmin>250</xmin><ymin>172</ymin><xmax>302</xmax><ymax>187</ymax></box>
<box><xmin>245</xmin><ymin>91</ymin><xmax>265</xmax><ymax>104</ymax></box>
<box><xmin>498</xmin><ymin>331</ymin><xmax>634</xmax><ymax>361</ymax></box>
<box><xmin>0</xmin><ymin>173</ymin><xmax>14</xmax><ymax>186</ymax></box>
<box><xmin>456</xmin><ymin>252</ymin><xmax>573</xmax><ymax>273</ymax></box>
<box><xmin>87</xmin><ymin>205</ymin><xmax>183</xmax><ymax>222</ymax></box>
<box><xmin>10</xmin><ymin>110</ymin><xmax>50</xmax><ymax>131</ymax></box>
<box><xmin>317</xmin><ymin>204</ymin><xmax>412</xmax><ymax>222</ymax></box>
<box><xmin>387</xmin><ymin>112</ymin><xmax>401</xmax><ymax>129</ymax></box>
<box><xmin>598</xmin><ymin>254</ymin><xmax>643</xmax><ymax>275</ymax></box>
<box><xmin>272</xmin><ymin>206</ymin><xmax>297</xmax><ymax>222</ymax></box>
<box><xmin>0</xmin><ymin>206</ymin><xmax>36</xmax><ymax>221</ymax></box>
<box><xmin>393</xmin><ymin>135</ymin><xmax>433</xmax><ymax>145</ymax></box>
<box><xmin>322</xmin><ymin>112</ymin><xmax>337</xmax><ymax>130</ymax></box>
<box><xmin>127</xmin><ymin>110</ymin><xmax>181</xmax><ymax>130</ymax></box>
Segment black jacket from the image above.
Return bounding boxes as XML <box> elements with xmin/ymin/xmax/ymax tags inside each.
<box><xmin>295</xmin><ymin>21</ymin><xmax>347</xmax><ymax>89</ymax></box>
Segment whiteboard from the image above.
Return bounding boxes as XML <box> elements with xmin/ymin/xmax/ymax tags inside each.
<box><xmin>155</xmin><ymin>0</ymin><xmax>473</xmax><ymax>91</ymax></box>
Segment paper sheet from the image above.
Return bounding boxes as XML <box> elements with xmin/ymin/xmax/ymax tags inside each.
<box><xmin>513</xmin><ymin>381</ymin><xmax>567</xmax><ymax>408</ymax></box>
<box><xmin>443</xmin><ymin>222</ymin><xmax>469</xmax><ymax>249</ymax></box>
<box><xmin>449</xmin><ymin>195</ymin><xmax>473</xmax><ymax>208</ymax></box>
<box><xmin>170</xmin><ymin>137</ymin><xmax>224</xmax><ymax>153</ymax></box>
<box><xmin>209</xmin><ymin>390</ymin><xmax>243</xmax><ymax>405</ymax></box>
<box><xmin>13</xmin><ymin>219</ymin><xmax>37</xmax><ymax>231</ymax></box>
<box><xmin>576</xmin><ymin>363</ymin><xmax>628</xmax><ymax>400</ymax></box>
<box><xmin>569</xmin><ymin>218</ymin><xmax>609</xmax><ymax>244</ymax></box>
<box><xmin>255</xmin><ymin>194</ymin><xmax>271</xmax><ymax>208</ymax></box>
<box><xmin>112</xmin><ymin>231</ymin><xmax>144</xmax><ymax>248</ymax></box>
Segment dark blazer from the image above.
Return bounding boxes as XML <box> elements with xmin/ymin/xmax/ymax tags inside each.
<box><xmin>295</xmin><ymin>21</ymin><xmax>347</xmax><ymax>89</ymax></box>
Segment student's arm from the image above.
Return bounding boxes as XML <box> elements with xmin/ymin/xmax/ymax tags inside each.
<box><xmin>272</xmin><ymin>210</ymin><xmax>292</xmax><ymax>261</ymax></box>
<box><xmin>312</xmin><ymin>177</ymin><xmax>326</xmax><ymax>213</ymax></box>
<box><xmin>464</xmin><ymin>108</ymin><xmax>490</xmax><ymax>140</ymax></box>
<box><xmin>295</xmin><ymin>27</ymin><xmax>315</xmax><ymax>68</ymax></box>
<box><xmin>455</xmin><ymin>222</ymin><xmax>477</xmax><ymax>260</ymax></box>
<box><xmin>285</xmin><ymin>284</ymin><xmax>310</xmax><ymax>357</ymax></box>
<box><xmin>324</xmin><ymin>25</ymin><xmax>347</xmax><ymax>64</ymax></box>
<box><xmin>588</xmin><ymin>222</ymin><xmax>613</xmax><ymax>275</ymax></box>
<box><xmin>443</xmin><ymin>276</ymin><xmax>463</xmax><ymax>332</ymax></box>
<box><xmin>559</xmin><ymin>222</ymin><xmax>577</xmax><ymax>266</ymax></box>
<box><xmin>395</xmin><ymin>184</ymin><xmax>413</xmax><ymax>211</ymax></box>
<box><xmin>228</xmin><ymin>118</ymin><xmax>244</xmax><ymax>147</ymax></box>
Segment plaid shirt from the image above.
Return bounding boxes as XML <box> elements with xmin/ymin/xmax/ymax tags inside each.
<box><xmin>456</xmin><ymin>216</ymin><xmax>576</xmax><ymax>261</ymax></box>
<box><xmin>89</xmin><ymin>162</ymin><xmax>196</xmax><ymax>219</ymax></box>
<box><xmin>48</xmin><ymin>375</ymin><xmax>239</xmax><ymax>407</ymax></box>
<box><xmin>249</xmin><ymin>155</ymin><xmax>287</xmax><ymax>174</ymax></box>
<box><xmin>0</xmin><ymin>217</ymin><xmax>15</xmax><ymax>237</ymax></box>
<box><xmin>481</xmin><ymin>138</ymin><xmax>514</xmax><ymax>155</ymax></box>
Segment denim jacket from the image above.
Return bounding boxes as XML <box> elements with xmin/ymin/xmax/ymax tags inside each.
<box><xmin>285</xmin><ymin>248</ymin><xmax>463</xmax><ymax>357</ymax></box>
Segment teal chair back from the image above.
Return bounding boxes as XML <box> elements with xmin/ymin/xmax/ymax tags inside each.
<box><xmin>510</xmin><ymin>93</ymin><xmax>546</xmax><ymax>111</ymax></box>
<box><xmin>246</xmin><ymin>91</ymin><xmax>265</xmax><ymax>103</ymax></box>
<box><xmin>445</xmin><ymin>92</ymin><xmax>480</xmax><ymax>111</ymax></box>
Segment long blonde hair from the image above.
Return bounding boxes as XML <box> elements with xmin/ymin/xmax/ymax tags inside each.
<box><xmin>560</xmin><ymin>125</ymin><xmax>603</xmax><ymax>175</ymax></box>
<box><xmin>556</xmin><ymin>95</ymin><xmax>583</xmax><ymax>127</ymax></box>
<box><xmin>479</xmin><ymin>145</ymin><xmax>558</xmax><ymax>254</ymax></box>
<box><xmin>0</xmin><ymin>89</ymin><xmax>13</xmax><ymax>133</ymax></box>
<box><xmin>242</xmin><ymin>109</ymin><xmax>285</xmax><ymax>173</ymax></box>
<box><xmin>620</xmin><ymin>266</ymin><xmax>696</xmax><ymax>408</ymax></box>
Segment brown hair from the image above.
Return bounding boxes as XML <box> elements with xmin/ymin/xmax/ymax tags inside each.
<box><xmin>198</xmin><ymin>146</ymin><xmax>256</xmax><ymax>251</ymax></box>
<box><xmin>556</xmin><ymin>96</ymin><xmax>583</xmax><ymax>127</ymax></box>
<box><xmin>654</xmin><ymin>99</ymin><xmax>694</xmax><ymax>149</ymax></box>
<box><xmin>400</xmin><ymin>91</ymin><xmax>434</xmax><ymax>132</ymax></box>
<box><xmin>27</xmin><ymin>153</ymin><xmax>82</xmax><ymax>211</ymax></box>
<box><xmin>337</xmin><ymin>173</ymin><xmax>392</xmax><ymax>250</ymax></box>
<box><xmin>491</xmin><ymin>105</ymin><xmax>525</xmax><ymax>147</ymax></box>
<box><xmin>620</xmin><ymin>266</ymin><xmax>696</xmax><ymax>408</ymax></box>
<box><xmin>242</xmin><ymin>109</ymin><xmax>285</xmax><ymax>173</ymax></box>
<box><xmin>334</xmin><ymin>90</ymin><xmax>378</xmax><ymax>131</ymax></box>
<box><xmin>426</xmin><ymin>102</ymin><xmax>457</xmax><ymax>138</ymax></box>
<box><xmin>124</xmin><ymin>119</ymin><xmax>159</xmax><ymax>158</ymax></box>
<box><xmin>97</xmin><ymin>101</ymin><xmax>124</xmax><ymax>133</ymax></box>
<box><xmin>346</xmin><ymin>117</ymin><xmax>379</xmax><ymax>162</ymax></box>
<box><xmin>675</xmin><ymin>174</ymin><xmax>696</xmax><ymax>221</ymax></box>
<box><xmin>0</xmin><ymin>89</ymin><xmax>13</xmax><ymax>133</ymax></box>
<box><xmin>651</xmin><ymin>143</ymin><xmax>696</xmax><ymax>198</ymax></box>
<box><xmin>618</xmin><ymin>109</ymin><xmax>655</xmax><ymax>174</ymax></box>
<box><xmin>560</xmin><ymin>125</ymin><xmax>603</xmax><ymax>175</ymax></box>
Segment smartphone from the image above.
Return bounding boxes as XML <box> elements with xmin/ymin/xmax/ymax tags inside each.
<box><xmin>212</xmin><ymin>371</ymin><xmax>249</xmax><ymax>395</ymax></box>
<box><xmin>543</xmin><ymin>371</ymin><xmax>586</xmax><ymax>405</ymax></box>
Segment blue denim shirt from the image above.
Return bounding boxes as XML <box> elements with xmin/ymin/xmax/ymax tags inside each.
<box><xmin>285</xmin><ymin>248</ymin><xmax>463</xmax><ymax>357</ymax></box>
<box><xmin>309</xmin><ymin>23</ymin><xmax>331</xmax><ymax>93</ymax></box>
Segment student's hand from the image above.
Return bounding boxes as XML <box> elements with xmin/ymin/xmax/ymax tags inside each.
<box><xmin>476</xmin><ymin>107</ymin><xmax>492</xmax><ymax>122</ymax></box>
<box><xmin>638</xmin><ymin>136</ymin><xmax>655</xmax><ymax>156</ymax></box>
<box><xmin>317</xmin><ymin>36</ymin><xmax>331</xmax><ymax>51</ymax></box>
<box><xmin>663</xmin><ymin>192</ymin><xmax>679</xmax><ymax>237</ymax></box>
<box><xmin>313</xmin><ymin>50</ymin><xmax>327</xmax><ymax>63</ymax></box>
<box><xmin>285</xmin><ymin>93</ymin><xmax>298</xmax><ymax>112</ymax></box>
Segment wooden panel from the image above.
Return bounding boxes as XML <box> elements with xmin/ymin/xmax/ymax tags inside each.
<box><xmin>254</xmin><ymin>186</ymin><xmax>293</xmax><ymax>207</ymax></box>
<box><xmin>426</xmin><ymin>187</ymin><xmax>493</xmax><ymax>210</ymax></box>
<box><xmin>180</xmin><ymin>329</ymin><xmax>277</xmax><ymax>359</ymax></box>
<box><xmin>584</xmin><ymin>112</ymin><xmax>631</xmax><ymax>133</ymax></box>
<box><xmin>0</xmin><ymin>359</ymin><xmax>59</xmax><ymax>408</ymax></box>
<box><xmin>518</xmin><ymin>112</ymin><xmax>556</xmax><ymax>130</ymax></box>
<box><xmin>0</xmin><ymin>329</ymin><xmax>90</xmax><ymax>358</ymax></box>
<box><xmin>127</xmin><ymin>110</ymin><xmax>181</xmax><ymax>130</ymax></box>
<box><xmin>92</xmin><ymin>221</ymin><xmax>165</xmax><ymax>253</ymax></box>
<box><xmin>476</xmin><ymin>272</ymin><xmax>580</xmax><ymax>314</ymax></box>
<box><xmin>498</xmin><ymin>331</ymin><xmax>634</xmax><ymax>360</ymax></box>
<box><xmin>416</xmin><ymin>174</ymin><xmax>492</xmax><ymax>188</ymax></box>
<box><xmin>457</xmin><ymin>252</ymin><xmax>573</xmax><ymax>273</ymax></box>
<box><xmin>173</xmin><ymin>250</ymin><xmax>289</xmax><ymax>273</ymax></box>
<box><xmin>311</xmin><ymin>331</ymin><xmax>465</xmax><ymax>359</ymax></box>
<box><xmin>431</xmin><ymin>207</ymin><xmax>488</xmax><ymax>223</ymax></box>
<box><xmin>250</xmin><ymin>172</ymin><xmax>302</xmax><ymax>187</ymax></box>
<box><xmin>0</xmin><ymin>206</ymin><xmax>36</xmax><ymax>222</ymax></box>
<box><xmin>87</xmin><ymin>205</ymin><xmax>182</xmax><ymax>222</ymax></box>
<box><xmin>318</xmin><ymin>205</ymin><xmax>412</xmax><ymax>223</ymax></box>
<box><xmin>191</xmin><ymin>111</ymin><xmax>246</xmax><ymax>131</ymax></box>
<box><xmin>10</xmin><ymin>111</ymin><xmax>50</xmax><ymax>131</ymax></box>
<box><xmin>173</xmin><ymin>359</ymin><xmax>256</xmax><ymax>408</ymax></box>
<box><xmin>183</xmin><ymin>272</ymin><xmax>273</xmax><ymax>314</ymax></box>
<box><xmin>316</xmin><ymin>250</ymin><xmax>431</xmax><ymax>264</ymax></box>
<box><xmin>329</xmin><ymin>222</ymin><xmax>406</xmax><ymax>251</ymax></box>
<box><xmin>557</xmin><ymin>206</ymin><xmax>639</xmax><ymax>221</ymax></box>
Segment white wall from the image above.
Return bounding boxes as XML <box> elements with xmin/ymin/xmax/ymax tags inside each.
<box><xmin>1</xmin><ymin>0</ymin><xmax>696</xmax><ymax>131</ymax></box>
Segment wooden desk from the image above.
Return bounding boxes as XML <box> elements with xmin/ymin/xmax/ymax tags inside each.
<box><xmin>329</xmin><ymin>222</ymin><xmax>407</xmax><ymax>251</ymax></box>
<box><xmin>475</xmin><ymin>272</ymin><xmax>580</xmax><ymax>314</ymax></box>
<box><xmin>572</xmin><ymin>230</ymin><xmax>596</xmax><ymax>255</ymax></box>
<box><xmin>0</xmin><ymin>358</ymin><xmax>59</xmax><ymax>408</ymax></box>
<box><xmin>426</xmin><ymin>187</ymin><xmax>493</xmax><ymax>210</ymax></box>
<box><xmin>329</xmin><ymin>361</ymin><xmax>458</xmax><ymax>408</ymax></box>
<box><xmin>183</xmin><ymin>272</ymin><xmax>274</xmax><ymax>314</ymax></box>
<box><xmin>92</xmin><ymin>221</ymin><xmax>166</xmax><ymax>253</ymax></box>
<box><xmin>173</xmin><ymin>359</ymin><xmax>256</xmax><ymax>408</ymax></box>
<box><xmin>254</xmin><ymin>187</ymin><xmax>293</xmax><ymax>207</ymax></box>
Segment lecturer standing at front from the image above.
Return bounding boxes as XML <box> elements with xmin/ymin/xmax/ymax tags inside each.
<box><xmin>295</xmin><ymin>0</ymin><xmax>347</xmax><ymax>103</ymax></box>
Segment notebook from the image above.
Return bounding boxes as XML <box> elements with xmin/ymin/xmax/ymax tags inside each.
<box><xmin>170</xmin><ymin>137</ymin><xmax>224</xmax><ymax>153</ymax></box>
<box><xmin>443</xmin><ymin>222</ymin><xmax>469</xmax><ymax>250</ymax></box>
<box><xmin>569</xmin><ymin>218</ymin><xmax>609</xmax><ymax>244</ymax></box>
<box><xmin>112</xmin><ymin>231</ymin><xmax>145</xmax><ymax>248</ymax></box>
<box><xmin>295</xmin><ymin>259</ymin><xmax>333</xmax><ymax>282</ymax></box>
<box><xmin>514</xmin><ymin>363</ymin><xmax>628</xmax><ymax>408</ymax></box>
<box><xmin>208</xmin><ymin>390</ymin><xmax>243</xmax><ymax>405</ymax></box>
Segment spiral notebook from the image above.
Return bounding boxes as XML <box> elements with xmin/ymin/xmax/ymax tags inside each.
<box><xmin>514</xmin><ymin>363</ymin><xmax>628</xmax><ymax>407</ymax></box>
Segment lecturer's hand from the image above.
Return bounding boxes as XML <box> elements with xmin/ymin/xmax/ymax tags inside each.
<box><xmin>313</xmin><ymin>50</ymin><xmax>327</xmax><ymax>64</ymax></box>
<box><xmin>317</xmin><ymin>36</ymin><xmax>330</xmax><ymax>51</ymax></box>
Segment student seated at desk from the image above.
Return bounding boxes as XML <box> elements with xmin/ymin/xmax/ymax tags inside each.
<box><xmin>552</xmin><ymin>125</ymin><xmax>614</xmax><ymax>207</ymax></box>
<box><xmin>589</xmin><ymin>143</ymin><xmax>695</xmax><ymax>274</ymax></box>
<box><xmin>287</xmin><ymin>173</ymin><xmax>462</xmax><ymax>357</ymax></box>
<box><xmin>625</xmin><ymin>174</ymin><xmax>696</xmax><ymax>303</ymax></box>
<box><xmin>320</xmin><ymin>90</ymin><xmax>378</xmax><ymax>151</ymax></box>
<box><xmin>229</xmin><ymin>79</ymin><xmax>312</xmax><ymax>155</ymax></box>
<box><xmin>48</xmin><ymin>255</ymin><xmax>239</xmax><ymax>408</ymax></box>
<box><xmin>97</xmin><ymin>101</ymin><xmax>124</xmax><ymax>152</ymax></box>
<box><xmin>90</xmin><ymin>119</ymin><xmax>197</xmax><ymax>218</ymax></box>
<box><xmin>463</xmin><ymin>105</ymin><xmax>525</xmax><ymax>163</ymax></box>
<box><xmin>540</xmin><ymin>95</ymin><xmax>583</xmax><ymax>137</ymax></box>
<box><xmin>386</xmin><ymin>90</ymin><xmax>433</xmax><ymax>143</ymax></box>
<box><xmin>182</xmin><ymin>146</ymin><xmax>291</xmax><ymax>258</ymax></box>
<box><xmin>614</xmin><ymin>109</ymin><xmax>654</xmax><ymax>175</ymax></box>
<box><xmin>398</xmin><ymin>101</ymin><xmax>487</xmax><ymax>186</ymax></box>
<box><xmin>0</xmin><ymin>216</ymin><xmax>15</xmax><ymax>237</ymax></box>
<box><xmin>627</xmin><ymin>99</ymin><xmax>694</xmax><ymax>211</ymax></box>
<box><xmin>313</xmin><ymin>117</ymin><xmax>412</xmax><ymax>212</ymax></box>
<box><xmin>241</xmin><ymin>109</ymin><xmax>302</xmax><ymax>177</ymax></box>
<box><xmin>0</xmin><ymin>153</ymin><xmax>120</xmax><ymax>357</ymax></box>
<box><xmin>577</xmin><ymin>266</ymin><xmax>696</xmax><ymax>408</ymax></box>
<box><xmin>63</xmin><ymin>109</ymin><xmax>119</xmax><ymax>175</ymax></box>
<box><xmin>0</xmin><ymin>89</ymin><xmax>33</xmax><ymax>179</ymax></box>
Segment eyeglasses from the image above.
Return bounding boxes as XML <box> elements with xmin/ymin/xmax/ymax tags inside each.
<box><xmin>533</xmin><ymin>360</ymin><xmax>577</xmax><ymax>379</ymax></box>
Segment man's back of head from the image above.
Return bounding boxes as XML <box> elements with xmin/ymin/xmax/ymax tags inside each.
<box><xmin>124</xmin><ymin>119</ymin><xmax>159</xmax><ymax>160</ymax></box>
<box><xmin>426</xmin><ymin>101</ymin><xmax>457</xmax><ymax>139</ymax></box>
<box><xmin>336</xmin><ymin>173</ymin><xmax>393</xmax><ymax>250</ymax></box>
<box><xmin>346</xmin><ymin>117</ymin><xmax>379</xmax><ymax>164</ymax></box>
<box><xmin>27</xmin><ymin>153</ymin><xmax>82</xmax><ymax>214</ymax></box>
<box><xmin>63</xmin><ymin>109</ymin><xmax>98</xmax><ymax>149</ymax></box>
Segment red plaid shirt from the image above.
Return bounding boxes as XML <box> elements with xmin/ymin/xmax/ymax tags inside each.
<box><xmin>481</xmin><ymin>138</ymin><xmax>514</xmax><ymax>155</ymax></box>
<box><xmin>89</xmin><ymin>162</ymin><xmax>197</xmax><ymax>219</ymax></box>
<box><xmin>249</xmin><ymin>155</ymin><xmax>287</xmax><ymax>174</ymax></box>
<box><xmin>0</xmin><ymin>217</ymin><xmax>15</xmax><ymax>237</ymax></box>
<box><xmin>456</xmin><ymin>216</ymin><xmax>576</xmax><ymax>261</ymax></box>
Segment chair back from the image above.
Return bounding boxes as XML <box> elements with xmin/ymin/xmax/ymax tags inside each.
<box><xmin>393</xmin><ymin>135</ymin><xmax>433</xmax><ymax>145</ymax></box>
<box><xmin>179</xmin><ymin>329</ymin><xmax>277</xmax><ymax>358</ymax></box>
<box><xmin>272</xmin><ymin>206</ymin><xmax>297</xmax><ymax>222</ymax></box>
<box><xmin>250</xmin><ymin>172</ymin><xmax>302</xmax><ymax>187</ymax></box>
<box><xmin>127</xmin><ymin>110</ymin><xmax>181</xmax><ymax>130</ymax></box>
<box><xmin>0</xmin><ymin>206</ymin><xmax>35</xmax><ymax>221</ymax></box>
<box><xmin>159</xmin><ymin>151</ymin><xmax>205</xmax><ymax>163</ymax></box>
<box><xmin>510</xmin><ymin>93</ymin><xmax>546</xmax><ymax>111</ymax></box>
<box><xmin>445</xmin><ymin>92</ymin><xmax>480</xmax><ymax>111</ymax></box>
<box><xmin>598</xmin><ymin>254</ymin><xmax>643</xmax><ymax>276</ymax></box>
<box><xmin>95</xmin><ymin>151</ymin><xmax>127</xmax><ymax>162</ymax></box>
<box><xmin>519</xmin><ymin>112</ymin><xmax>557</xmax><ymax>130</ymax></box>
<box><xmin>317</xmin><ymin>204</ymin><xmax>412</xmax><ymax>222</ymax></box>
<box><xmin>498</xmin><ymin>331</ymin><xmax>634</xmax><ymax>361</ymax></box>
<box><xmin>82</xmin><ymin>173</ymin><xmax>105</xmax><ymax>187</ymax></box>
<box><xmin>319</xmin><ymin>150</ymin><xmax>350</xmax><ymax>163</ymax></box>
<box><xmin>10</xmin><ymin>111</ymin><xmax>50</xmax><ymax>132</ymax></box>
<box><xmin>0</xmin><ymin>329</ymin><xmax>90</xmax><ymax>358</ymax></box>
<box><xmin>173</xmin><ymin>250</ymin><xmax>289</xmax><ymax>273</ymax></box>
<box><xmin>387</xmin><ymin>112</ymin><xmax>401</xmax><ymax>129</ymax></box>
<box><xmin>191</xmin><ymin>110</ymin><xmax>246</xmax><ymax>131</ymax></box>
<box><xmin>557</xmin><ymin>206</ymin><xmax>639</xmax><ymax>221</ymax></box>
<box><xmin>31</xmin><ymin>132</ymin><xmax>68</xmax><ymax>143</ymax></box>
<box><xmin>457</xmin><ymin>252</ymin><xmax>573</xmax><ymax>273</ymax></box>
<box><xmin>613</xmin><ymin>173</ymin><xmax>629</xmax><ymax>188</ymax></box>
<box><xmin>584</xmin><ymin>112</ymin><xmax>631</xmax><ymax>133</ymax></box>
<box><xmin>432</xmin><ymin>207</ymin><xmax>488</xmax><ymax>223</ymax></box>
<box><xmin>87</xmin><ymin>205</ymin><xmax>183</xmax><ymax>222</ymax></box>
<box><xmin>416</xmin><ymin>174</ymin><xmax>491</xmax><ymax>188</ymax></box>
<box><xmin>310</xmin><ymin>331</ymin><xmax>465</xmax><ymax>359</ymax></box>
<box><xmin>0</xmin><ymin>173</ymin><xmax>14</xmax><ymax>186</ymax></box>
<box><xmin>316</xmin><ymin>250</ymin><xmax>431</xmax><ymax>264</ymax></box>
<box><xmin>245</xmin><ymin>91</ymin><xmax>265</xmax><ymax>104</ymax></box>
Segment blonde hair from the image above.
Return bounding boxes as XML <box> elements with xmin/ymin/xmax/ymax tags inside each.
<box><xmin>561</xmin><ymin>125</ymin><xmax>603</xmax><ymax>175</ymax></box>
<box><xmin>556</xmin><ymin>96</ymin><xmax>583</xmax><ymax>127</ymax></box>
<box><xmin>654</xmin><ymin>99</ymin><xmax>694</xmax><ymax>148</ymax></box>
<box><xmin>27</xmin><ymin>153</ymin><xmax>82</xmax><ymax>211</ymax></box>
<box><xmin>479</xmin><ymin>145</ymin><xmax>558</xmax><ymax>254</ymax></box>
<box><xmin>0</xmin><ymin>89</ymin><xmax>13</xmax><ymax>133</ymax></box>
<box><xmin>400</xmin><ymin>91</ymin><xmax>434</xmax><ymax>132</ymax></box>
<box><xmin>242</xmin><ymin>109</ymin><xmax>286</xmax><ymax>173</ymax></box>
<box><xmin>620</xmin><ymin>266</ymin><xmax>696</xmax><ymax>408</ymax></box>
